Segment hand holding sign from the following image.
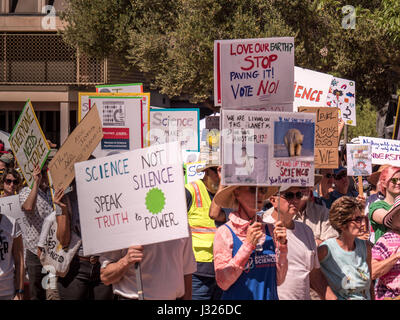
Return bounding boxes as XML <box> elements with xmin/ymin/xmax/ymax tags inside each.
<box><xmin>122</xmin><ymin>245</ymin><xmax>144</xmax><ymax>266</ymax></box>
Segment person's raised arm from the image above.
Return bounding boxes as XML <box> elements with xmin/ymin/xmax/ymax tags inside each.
<box><xmin>272</xmin><ymin>221</ymin><xmax>288</xmax><ymax>286</ymax></box>
<box><xmin>21</xmin><ymin>165</ymin><xmax>41</xmax><ymax>213</ymax></box>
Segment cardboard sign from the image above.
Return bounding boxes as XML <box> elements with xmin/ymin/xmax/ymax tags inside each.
<box><xmin>48</xmin><ymin>105</ymin><xmax>103</xmax><ymax>191</ymax></box>
<box><xmin>298</xmin><ymin>107</ymin><xmax>339</xmax><ymax>168</ymax></box>
<box><xmin>96</xmin><ymin>83</ymin><xmax>143</xmax><ymax>93</ymax></box>
<box><xmin>88</xmin><ymin>96</ymin><xmax>144</xmax><ymax>158</ymax></box>
<box><xmin>221</xmin><ymin>110</ymin><xmax>315</xmax><ymax>187</ymax></box>
<box><xmin>8</xmin><ymin>100</ymin><xmax>51</xmax><ymax>188</ymax></box>
<box><xmin>214</xmin><ymin>37</ymin><xmax>294</xmax><ymax>108</ymax></box>
<box><xmin>359</xmin><ymin>136</ymin><xmax>400</xmax><ymax>166</ymax></box>
<box><xmin>184</xmin><ymin>161</ymin><xmax>206</xmax><ymax>184</ymax></box>
<box><xmin>294</xmin><ymin>67</ymin><xmax>333</xmax><ymax>111</ymax></box>
<box><xmin>148</xmin><ymin>108</ymin><xmax>200</xmax><ymax>152</ymax></box>
<box><xmin>326</xmin><ymin>77</ymin><xmax>356</xmax><ymax>126</ymax></box>
<box><xmin>79</xmin><ymin>92</ymin><xmax>150</xmax><ymax>147</ymax></box>
<box><xmin>74</xmin><ymin>141</ymin><xmax>189</xmax><ymax>256</ymax></box>
<box><xmin>346</xmin><ymin>144</ymin><xmax>372</xmax><ymax>176</ymax></box>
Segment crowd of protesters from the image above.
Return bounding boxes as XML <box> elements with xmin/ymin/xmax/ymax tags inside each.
<box><xmin>0</xmin><ymin>137</ymin><xmax>400</xmax><ymax>301</ymax></box>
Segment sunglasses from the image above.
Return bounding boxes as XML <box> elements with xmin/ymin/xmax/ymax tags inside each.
<box><xmin>348</xmin><ymin>216</ymin><xmax>368</xmax><ymax>224</ymax></box>
<box><xmin>334</xmin><ymin>172</ymin><xmax>347</xmax><ymax>180</ymax></box>
<box><xmin>282</xmin><ymin>191</ymin><xmax>303</xmax><ymax>201</ymax></box>
<box><xmin>5</xmin><ymin>178</ymin><xmax>18</xmax><ymax>185</ymax></box>
<box><xmin>390</xmin><ymin>178</ymin><xmax>400</xmax><ymax>185</ymax></box>
<box><xmin>324</xmin><ymin>173</ymin><xmax>334</xmax><ymax>179</ymax></box>
<box><xmin>249</xmin><ymin>186</ymin><xmax>269</xmax><ymax>195</ymax></box>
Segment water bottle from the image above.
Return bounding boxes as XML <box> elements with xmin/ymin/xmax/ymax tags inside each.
<box><xmin>255</xmin><ymin>211</ymin><xmax>265</xmax><ymax>252</ymax></box>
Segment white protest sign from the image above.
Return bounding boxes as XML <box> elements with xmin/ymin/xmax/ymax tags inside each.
<box><xmin>346</xmin><ymin>144</ymin><xmax>372</xmax><ymax>176</ymax></box>
<box><xmin>0</xmin><ymin>195</ymin><xmax>29</xmax><ymax>237</ymax></box>
<box><xmin>294</xmin><ymin>67</ymin><xmax>333</xmax><ymax>111</ymax></box>
<box><xmin>214</xmin><ymin>37</ymin><xmax>294</xmax><ymax>108</ymax></box>
<box><xmin>185</xmin><ymin>161</ymin><xmax>206</xmax><ymax>184</ymax></box>
<box><xmin>74</xmin><ymin>141</ymin><xmax>189</xmax><ymax>256</ymax></box>
<box><xmin>8</xmin><ymin>100</ymin><xmax>51</xmax><ymax>188</ymax></box>
<box><xmin>221</xmin><ymin>110</ymin><xmax>315</xmax><ymax>187</ymax></box>
<box><xmin>148</xmin><ymin>108</ymin><xmax>200</xmax><ymax>152</ymax></box>
<box><xmin>88</xmin><ymin>96</ymin><xmax>144</xmax><ymax>158</ymax></box>
<box><xmin>326</xmin><ymin>77</ymin><xmax>356</xmax><ymax>126</ymax></box>
<box><xmin>96</xmin><ymin>83</ymin><xmax>143</xmax><ymax>93</ymax></box>
<box><xmin>359</xmin><ymin>136</ymin><xmax>400</xmax><ymax>166</ymax></box>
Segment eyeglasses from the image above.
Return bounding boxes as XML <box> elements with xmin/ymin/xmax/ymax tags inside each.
<box><xmin>324</xmin><ymin>173</ymin><xmax>334</xmax><ymax>179</ymax></box>
<box><xmin>282</xmin><ymin>191</ymin><xmax>303</xmax><ymax>201</ymax></box>
<box><xmin>249</xmin><ymin>187</ymin><xmax>269</xmax><ymax>195</ymax></box>
<box><xmin>334</xmin><ymin>172</ymin><xmax>347</xmax><ymax>180</ymax></box>
<box><xmin>4</xmin><ymin>178</ymin><xmax>18</xmax><ymax>185</ymax></box>
<box><xmin>390</xmin><ymin>178</ymin><xmax>400</xmax><ymax>185</ymax></box>
<box><xmin>348</xmin><ymin>216</ymin><xmax>368</xmax><ymax>224</ymax></box>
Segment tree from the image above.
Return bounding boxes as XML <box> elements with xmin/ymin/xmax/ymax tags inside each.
<box><xmin>61</xmin><ymin>0</ymin><xmax>400</xmax><ymax>114</ymax></box>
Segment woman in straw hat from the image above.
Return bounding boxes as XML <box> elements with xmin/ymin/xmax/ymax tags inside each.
<box><xmin>371</xmin><ymin>194</ymin><xmax>400</xmax><ymax>300</ymax></box>
<box><xmin>212</xmin><ymin>185</ymin><xmax>288</xmax><ymax>300</ymax></box>
<box><xmin>369</xmin><ymin>166</ymin><xmax>400</xmax><ymax>243</ymax></box>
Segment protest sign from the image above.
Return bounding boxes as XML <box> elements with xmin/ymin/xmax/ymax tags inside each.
<box><xmin>214</xmin><ymin>37</ymin><xmax>294</xmax><ymax>108</ymax></box>
<box><xmin>88</xmin><ymin>96</ymin><xmax>144</xmax><ymax>158</ymax></box>
<box><xmin>8</xmin><ymin>100</ymin><xmax>51</xmax><ymax>188</ymax></box>
<box><xmin>326</xmin><ymin>77</ymin><xmax>356</xmax><ymax>126</ymax></box>
<box><xmin>184</xmin><ymin>161</ymin><xmax>206</xmax><ymax>184</ymax></box>
<box><xmin>359</xmin><ymin>136</ymin><xmax>400</xmax><ymax>166</ymax></box>
<box><xmin>346</xmin><ymin>144</ymin><xmax>372</xmax><ymax>176</ymax></box>
<box><xmin>221</xmin><ymin>110</ymin><xmax>315</xmax><ymax>187</ymax></box>
<box><xmin>298</xmin><ymin>107</ymin><xmax>339</xmax><ymax>168</ymax></box>
<box><xmin>148</xmin><ymin>108</ymin><xmax>200</xmax><ymax>152</ymax></box>
<box><xmin>74</xmin><ymin>141</ymin><xmax>189</xmax><ymax>256</ymax></box>
<box><xmin>294</xmin><ymin>67</ymin><xmax>333</xmax><ymax>111</ymax></box>
<box><xmin>48</xmin><ymin>105</ymin><xmax>103</xmax><ymax>191</ymax></box>
<box><xmin>79</xmin><ymin>92</ymin><xmax>150</xmax><ymax>147</ymax></box>
<box><xmin>0</xmin><ymin>194</ymin><xmax>29</xmax><ymax>238</ymax></box>
<box><xmin>96</xmin><ymin>83</ymin><xmax>143</xmax><ymax>93</ymax></box>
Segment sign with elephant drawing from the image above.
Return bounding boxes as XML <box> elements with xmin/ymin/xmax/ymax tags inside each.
<box><xmin>221</xmin><ymin>110</ymin><xmax>315</xmax><ymax>187</ymax></box>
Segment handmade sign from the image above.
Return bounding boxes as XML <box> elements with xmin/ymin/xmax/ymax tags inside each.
<box><xmin>326</xmin><ymin>77</ymin><xmax>356</xmax><ymax>126</ymax></box>
<box><xmin>0</xmin><ymin>195</ymin><xmax>29</xmax><ymax>238</ymax></box>
<box><xmin>221</xmin><ymin>110</ymin><xmax>315</xmax><ymax>187</ymax></box>
<box><xmin>346</xmin><ymin>144</ymin><xmax>372</xmax><ymax>176</ymax></box>
<box><xmin>294</xmin><ymin>67</ymin><xmax>333</xmax><ymax>111</ymax></box>
<box><xmin>359</xmin><ymin>136</ymin><xmax>400</xmax><ymax>166</ymax></box>
<box><xmin>184</xmin><ymin>161</ymin><xmax>206</xmax><ymax>184</ymax></box>
<box><xmin>87</xmin><ymin>96</ymin><xmax>144</xmax><ymax>158</ymax></box>
<box><xmin>298</xmin><ymin>107</ymin><xmax>339</xmax><ymax>168</ymax></box>
<box><xmin>79</xmin><ymin>92</ymin><xmax>150</xmax><ymax>147</ymax></box>
<box><xmin>48</xmin><ymin>105</ymin><xmax>103</xmax><ymax>191</ymax></box>
<box><xmin>8</xmin><ymin>100</ymin><xmax>51</xmax><ymax>188</ymax></box>
<box><xmin>148</xmin><ymin>108</ymin><xmax>200</xmax><ymax>152</ymax></box>
<box><xmin>74</xmin><ymin>141</ymin><xmax>189</xmax><ymax>256</ymax></box>
<box><xmin>214</xmin><ymin>37</ymin><xmax>294</xmax><ymax>108</ymax></box>
<box><xmin>96</xmin><ymin>83</ymin><xmax>143</xmax><ymax>93</ymax></box>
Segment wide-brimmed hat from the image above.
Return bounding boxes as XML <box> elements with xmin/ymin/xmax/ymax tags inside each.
<box><xmin>214</xmin><ymin>185</ymin><xmax>279</xmax><ymax>209</ymax></box>
<box><xmin>367</xmin><ymin>164</ymin><xmax>390</xmax><ymax>186</ymax></box>
<box><xmin>383</xmin><ymin>195</ymin><xmax>400</xmax><ymax>231</ymax></box>
<box><xmin>276</xmin><ymin>174</ymin><xmax>323</xmax><ymax>193</ymax></box>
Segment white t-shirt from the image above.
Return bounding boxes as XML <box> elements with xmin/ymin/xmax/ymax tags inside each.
<box><xmin>0</xmin><ymin>214</ymin><xmax>22</xmax><ymax>297</ymax></box>
<box><xmin>263</xmin><ymin>208</ymin><xmax>319</xmax><ymax>300</ymax></box>
<box><xmin>100</xmin><ymin>232</ymin><xmax>197</xmax><ymax>300</ymax></box>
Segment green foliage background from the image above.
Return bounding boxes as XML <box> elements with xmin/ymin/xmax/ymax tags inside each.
<box><xmin>60</xmin><ymin>0</ymin><xmax>400</xmax><ymax>139</ymax></box>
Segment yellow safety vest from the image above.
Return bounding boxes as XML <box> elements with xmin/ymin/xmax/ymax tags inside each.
<box><xmin>185</xmin><ymin>179</ymin><xmax>217</xmax><ymax>263</ymax></box>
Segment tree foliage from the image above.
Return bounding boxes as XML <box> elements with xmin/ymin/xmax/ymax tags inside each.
<box><xmin>61</xmin><ymin>0</ymin><xmax>400</xmax><ymax>126</ymax></box>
